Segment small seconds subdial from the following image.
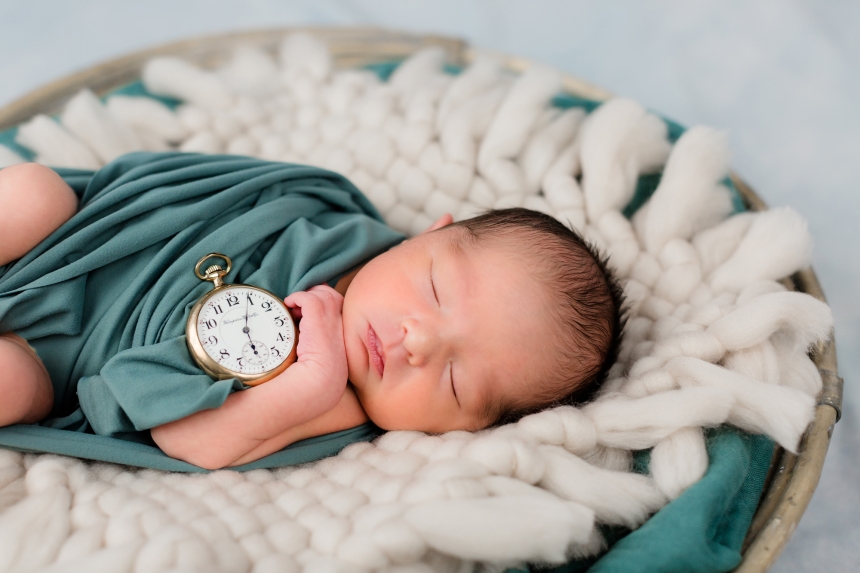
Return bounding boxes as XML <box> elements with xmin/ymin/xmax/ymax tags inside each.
<box><xmin>196</xmin><ymin>287</ymin><xmax>295</xmax><ymax>377</ymax></box>
<box><xmin>243</xmin><ymin>340</ymin><xmax>270</xmax><ymax>365</ymax></box>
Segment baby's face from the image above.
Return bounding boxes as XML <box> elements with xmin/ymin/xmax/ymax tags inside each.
<box><xmin>342</xmin><ymin>224</ymin><xmax>553</xmax><ymax>432</ymax></box>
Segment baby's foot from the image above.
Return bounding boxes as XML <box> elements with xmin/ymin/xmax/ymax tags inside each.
<box><xmin>0</xmin><ymin>333</ymin><xmax>53</xmax><ymax>426</ymax></box>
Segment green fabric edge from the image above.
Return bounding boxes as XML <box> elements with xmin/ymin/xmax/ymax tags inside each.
<box><xmin>536</xmin><ymin>428</ymin><xmax>773</xmax><ymax>573</ymax></box>
<box><xmin>107</xmin><ymin>82</ymin><xmax>183</xmax><ymax>109</ymax></box>
<box><xmin>0</xmin><ymin>421</ymin><xmax>381</xmax><ymax>472</ymax></box>
<box><xmin>0</xmin><ymin>126</ymin><xmax>34</xmax><ymax>161</ymax></box>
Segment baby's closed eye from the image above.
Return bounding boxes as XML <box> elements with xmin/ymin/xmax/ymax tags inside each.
<box><xmin>449</xmin><ymin>361</ymin><xmax>459</xmax><ymax>405</ymax></box>
<box><xmin>430</xmin><ymin>261</ymin><xmax>440</xmax><ymax>306</ymax></box>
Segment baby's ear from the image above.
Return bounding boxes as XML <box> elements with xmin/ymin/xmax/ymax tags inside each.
<box><xmin>422</xmin><ymin>213</ymin><xmax>454</xmax><ymax>234</ymax></box>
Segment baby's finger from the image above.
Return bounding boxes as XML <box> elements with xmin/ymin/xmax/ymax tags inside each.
<box><xmin>307</xmin><ymin>284</ymin><xmax>344</xmax><ymax>309</ymax></box>
<box><xmin>284</xmin><ymin>290</ymin><xmax>323</xmax><ymax>318</ymax></box>
<box><xmin>308</xmin><ymin>284</ymin><xmax>339</xmax><ymax>293</ymax></box>
<box><xmin>307</xmin><ymin>284</ymin><xmax>342</xmax><ymax>300</ymax></box>
<box><xmin>284</xmin><ymin>288</ymin><xmax>343</xmax><ymax>339</ymax></box>
<box><xmin>283</xmin><ymin>292</ymin><xmax>304</xmax><ymax>318</ymax></box>
<box><xmin>284</xmin><ymin>290</ymin><xmax>320</xmax><ymax>306</ymax></box>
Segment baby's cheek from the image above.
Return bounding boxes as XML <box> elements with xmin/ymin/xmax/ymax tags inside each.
<box><xmin>360</xmin><ymin>390</ymin><xmax>421</xmax><ymax>431</ymax></box>
<box><xmin>368</xmin><ymin>394</ymin><xmax>469</xmax><ymax>433</ymax></box>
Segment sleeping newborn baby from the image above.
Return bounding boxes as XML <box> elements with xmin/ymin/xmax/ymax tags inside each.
<box><xmin>0</xmin><ymin>157</ymin><xmax>623</xmax><ymax>469</ymax></box>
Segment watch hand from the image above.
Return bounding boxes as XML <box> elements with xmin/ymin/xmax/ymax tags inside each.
<box><xmin>242</xmin><ymin>293</ymin><xmax>258</xmax><ymax>354</ymax></box>
<box><xmin>243</xmin><ymin>329</ymin><xmax>257</xmax><ymax>350</ymax></box>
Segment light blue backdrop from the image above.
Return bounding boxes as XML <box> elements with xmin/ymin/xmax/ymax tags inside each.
<box><xmin>0</xmin><ymin>2</ymin><xmax>856</xmax><ymax>571</ymax></box>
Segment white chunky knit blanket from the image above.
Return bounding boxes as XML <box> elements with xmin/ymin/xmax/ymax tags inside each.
<box><xmin>0</xmin><ymin>34</ymin><xmax>833</xmax><ymax>573</ymax></box>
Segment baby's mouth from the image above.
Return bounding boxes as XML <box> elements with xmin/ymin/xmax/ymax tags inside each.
<box><xmin>366</xmin><ymin>325</ymin><xmax>385</xmax><ymax>378</ymax></box>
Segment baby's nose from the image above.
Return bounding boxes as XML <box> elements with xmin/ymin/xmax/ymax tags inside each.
<box><xmin>402</xmin><ymin>317</ymin><xmax>439</xmax><ymax>366</ymax></box>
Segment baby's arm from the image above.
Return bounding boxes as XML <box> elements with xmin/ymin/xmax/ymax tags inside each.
<box><xmin>151</xmin><ymin>285</ymin><xmax>356</xmax><ymax>469</ymax></box>
<box><xmin>0</xmin><ymin>163</ymin><xmax>78</xmax><ymax>266</ymax></box>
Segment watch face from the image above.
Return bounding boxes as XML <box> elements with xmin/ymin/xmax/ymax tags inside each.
<box><xmin>196</xmin><ymin>286</ymin><xmax>295</xmax><ymax>377</ymax></box>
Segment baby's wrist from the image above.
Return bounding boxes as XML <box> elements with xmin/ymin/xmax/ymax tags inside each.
<box><xmin>280</xmin><ymin>360</ymin><xmax>347</xmax><ymax>409</ymax></box>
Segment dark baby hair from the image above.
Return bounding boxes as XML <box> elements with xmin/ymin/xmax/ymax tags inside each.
<box><xmin>450</xmin><ymin>207</ymin><xmax>626</xmax><ymax>425</ymax></box>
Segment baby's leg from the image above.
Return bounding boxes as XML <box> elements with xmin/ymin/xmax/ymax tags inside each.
<box><xmin>0</xmin><ymin>333</ymin><xmax>53</xmax><ymax>426</ymax></box>
<box><xmin>0</xmin><ymin>163</ymin><xmax>78</xmax><ymax>266</ymax></box>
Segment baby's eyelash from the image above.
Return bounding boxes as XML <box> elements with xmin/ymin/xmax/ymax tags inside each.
<box><xmin>430</xmin><ymin>262</ymin><xmax>439</xmax><ymax>305</ymax></box>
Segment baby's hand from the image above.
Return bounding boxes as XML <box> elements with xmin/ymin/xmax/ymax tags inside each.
<box><xmin>153</xmin><ymin>285</ymin><xmax>349</xmax><ymax>469</ymax></box>
<box><xmin>283</xmin><ymin>285</ymin><xmax>348</xmax><ymax>402</ymax></box>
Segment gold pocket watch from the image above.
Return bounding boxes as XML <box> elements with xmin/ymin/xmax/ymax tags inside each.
<box><xmin>186</xmin><ymin>253</ymin><xmax>298</xmax><ymax>386</ymax></box>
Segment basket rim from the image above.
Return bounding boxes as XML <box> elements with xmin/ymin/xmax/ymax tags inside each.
<box><xmin>0</xmin><ymin>25</ymin><xmax>843</xmax><ymax>573</ymax></box>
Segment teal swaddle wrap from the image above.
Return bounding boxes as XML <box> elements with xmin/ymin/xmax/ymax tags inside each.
<box><xmin>0</xmin><ymin>152</ymin><xmax>404</xmax><ymax>471</ymax></box>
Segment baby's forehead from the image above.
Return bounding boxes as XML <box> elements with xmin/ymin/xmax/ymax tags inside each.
<box><xmin>437</xmin><ymin>228</ymin><xmax>570</xmax><ymax>289</ymax></box>
<box><xmin>442</xmin><ymin>224</ymin><xmax>569</xmax><ymax>260</ymax></box>
<box><xmin>430</xmin><ymin>226</ymin><xmax>531</xmax><ymax>263</ymax></box>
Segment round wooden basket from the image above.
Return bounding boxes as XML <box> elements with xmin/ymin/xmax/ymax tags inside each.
<box><xmin>0</xmin><ymin>27</ymin><xmax>843</xmax><ymax>572</ymax></box>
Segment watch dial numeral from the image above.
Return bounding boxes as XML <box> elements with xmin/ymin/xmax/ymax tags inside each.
<box><xmin>276</xmin><ymin>332</ymin><xmax>286</xmax><ymax>342</ymax></box>
<box><xmin>246</xmin><ymin>294</ymin><xmax>254</xmax><ymax>305</ymax></box>
<box><xmin>207</xmin><ymin>336</ymin><xmax>218</xmax><ymax>345</ymax></box>
<box><xmin>219</xmin><ymin>349</ymin><xmax>230</xmax><ymax>359</ymax></box>
<box><xmin>203</xmin><ymin>319</ymin><xmax>216</xmax><ymax>329</ymax></box>
<box><xmin>227</xmin><ymin>294</ymin><xmax>239</xmax><ymax>307</ymax></box>
<box><xmin>213</xmin><ymin>304</ymin><xmax>223</xmax><ymax>315</ymax></box>
<box><xmin>274</xmin><ymin>316</ymin><xmax>285</xmax><ymax>327</ymax></box>
<box><xmin>262</xmin><ymin>301</ymin><xmax>272</xmax><ymax>312</ymax></box>
<box><xmin>270</xmin><ymin>346</ymin><xmax>281</xmax><ymax>357</ymax></box>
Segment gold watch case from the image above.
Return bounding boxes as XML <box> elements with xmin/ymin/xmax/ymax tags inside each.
<box><xmin>185</xmin><ymin>254</ymin><xmax>298</xmax><ymax>386</ymax></box>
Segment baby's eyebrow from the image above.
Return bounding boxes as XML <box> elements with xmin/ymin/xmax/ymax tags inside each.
<box><xmin>442</xmin><ymin>237</ymin><xmax>474</xmax><ymax>302</ymax></box>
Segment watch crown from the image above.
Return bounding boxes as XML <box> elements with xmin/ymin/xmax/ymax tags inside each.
<box><xmin>194</xmin><ymin>253</ymin><xmax>232</xmax><ymax>288</ymax></box>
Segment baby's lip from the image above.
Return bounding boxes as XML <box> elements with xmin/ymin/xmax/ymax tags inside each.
<box><xmin>366</xmin><ymin>325</ymin><xmax>385</xmax><ymax>378</ymax></box>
